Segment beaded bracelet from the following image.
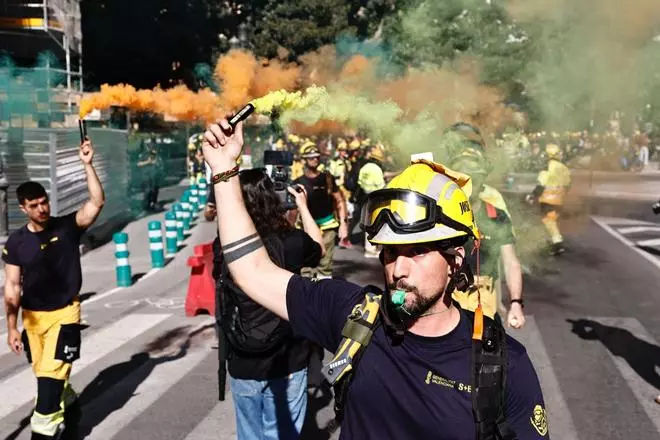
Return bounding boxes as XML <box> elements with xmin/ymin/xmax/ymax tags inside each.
<box><xmin>211</xmin><ymin>165</ymin><xmax>240</xmax><ymax>184</ymax></box>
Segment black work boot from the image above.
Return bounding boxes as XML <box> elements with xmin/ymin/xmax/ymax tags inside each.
<box><xmin>549</xmin><ymin>242</ymin><xmax>566</xmax><ymax>256</ymax></box>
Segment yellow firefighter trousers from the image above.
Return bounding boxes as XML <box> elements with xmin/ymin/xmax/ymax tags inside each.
<box><xmin>541</xmin><ymin>204</ymin><xmax>563</xmax><ymax>244</ymax></box>
<box><xmin>22</xmin><ymin>300</ymin><xmax>80</xmax><ymax>437</ymax></box>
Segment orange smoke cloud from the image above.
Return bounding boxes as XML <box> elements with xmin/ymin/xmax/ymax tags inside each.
<box><xmin>78</xmin><ymin>49</ymin><xmax>301</xmax><ymax>122</ymax></box>
<box><xmin>377</xmin><ymin>60</ymin><xmax>512</xmax><ymax>136</ymax></box>
<box><xmin>79</xmin><ymin>84</ymin><xmax>223</xmax><ymax>123</ymax></box>
<box><xmin>215</xmin><ymin>49</ymin><xmax>301</xmax><ymax>112</ymax></box>
<box><xmin>79</xmin><ymin>45</ymin><xmax>511</xmax><ymax>136</ymax></box>
<box><xmin>299</xmin><ymin>46</ymin><xmax>338</xmax><ymax>88</ymax></box>
<box><xmin>215</xmin><ymin>50</ymin><xmax>258</xmax><ymax>110</ymax></box>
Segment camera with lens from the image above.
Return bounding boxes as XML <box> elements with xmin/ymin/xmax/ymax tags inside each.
<box><xmin>263</xmin><ymin>150</ymin><xmax>299</xmax><ymax>210</ymax></box>
<box><xmin>653</xmin><ymin>200</ymin><xmax>660</xmax><ymax>215</ymax></box>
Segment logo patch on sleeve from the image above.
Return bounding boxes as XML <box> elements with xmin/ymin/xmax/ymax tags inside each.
<box><xmin>530</xmin><ymin>404</ymin><xmax>548</xmax><ymax>436</ymax></box>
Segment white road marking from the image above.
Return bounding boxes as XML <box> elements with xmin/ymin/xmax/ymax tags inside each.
<box><xmin>616</xmin><ymin>226</ymin><xmax>660</xmax><ymax>234</ymax></box>
<box><xmin>0</xmin><ymin>313</ymin><xmax>171</xmax><ymax>418</ymax></box>
<box><xmin>590</xmin><ymin>317</ymin><xmax>660</xmax><ymax>436</ymax></box>
<box><xmin>84</xmin><ymin>323</ymin><xmax>213</xmax><ymax>439</ymax></box>
<box><xmin>592</xmin><ymin>216</ymin><xmax>660</xmax><ymax>271</ymax></box>
<box><xmin>635</xmin><ymin>238</ymin><xmax>660</xmax><ymax>247</ymax></box>
<box><xmin>510</xmin><ymin>317</ymin><xmax>579</xmax><ymax>440</ymax></box>
<box><xmin>82</xmin><ymin>286</ymin><xmax>125</xmax><ymax>305</ymax></box>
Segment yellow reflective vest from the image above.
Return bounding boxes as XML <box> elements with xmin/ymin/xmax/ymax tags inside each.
<box><xmin>537</xmin><ymin>159</ymin><xmax>571</xmax><ymax>206</ymax></box>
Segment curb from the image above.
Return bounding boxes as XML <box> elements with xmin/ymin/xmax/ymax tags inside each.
<box><xmin>82</xmin><ymin>267</ymin><xmax>162</xmax><ymax>306</ymax></box>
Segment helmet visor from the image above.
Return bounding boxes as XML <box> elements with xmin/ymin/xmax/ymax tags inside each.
<box><xmin>361</xmin><ymin>189</ymin><xmax>437</xmax><ymax>237</ymax></box>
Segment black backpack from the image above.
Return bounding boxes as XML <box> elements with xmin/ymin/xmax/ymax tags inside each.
<box><xmin>343</xmin><ymin>160</ymin><xmax>363</xmax><ymax>193</ymax></box>
<box><xmin>219</xmin><ymin>234</ymin><xmax>292</xmax><ymax>354</ymax></box>
<box><xmin>322</xmin><ymin>286</ymin><xmax>518</xmax><ymax>440</ymax></box>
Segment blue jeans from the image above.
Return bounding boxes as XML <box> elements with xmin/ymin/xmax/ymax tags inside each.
<box><xmin>230</xmin><ymin>368</ymin><xmax>308</xmax><ymax>440</ymax></box>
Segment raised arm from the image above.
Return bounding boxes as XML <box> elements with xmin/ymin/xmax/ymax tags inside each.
<box><xmin>203</xmin><ymin>121</ymin><xmax>293</xmax><ymax>320</ymax></box>
<box><xmin>288</xmin><ymin>185</ymin><xmax>325</xmax><ymax>256</ymax></box>
<box><xmin>75</xmin><ymin>138</ymin><xmax>105</xmax><ymax>229</ymax></box>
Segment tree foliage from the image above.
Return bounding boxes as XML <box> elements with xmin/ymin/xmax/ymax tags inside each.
<box><xmin>81</xmin><ymin>0</ymin><xmax>225</xmax><ymax>89</ymax></box>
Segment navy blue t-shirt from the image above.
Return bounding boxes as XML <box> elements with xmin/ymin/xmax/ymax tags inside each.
<box><xmin>2</xmin><ymin>213</ymin><xmax>85</xmax><ymax>311</ymax></box>
<box><xmin>286</xmin><ymin>275</ymin><xmax>549</xmax><ymax>440</ymax></box>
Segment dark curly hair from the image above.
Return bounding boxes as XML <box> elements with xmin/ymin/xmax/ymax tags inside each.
<box><xmin>239</xmin><ymin>168</ymin><xmax>293</xmax><ymax>238</ymax></box>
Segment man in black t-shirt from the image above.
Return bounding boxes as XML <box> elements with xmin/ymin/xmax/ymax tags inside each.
<box><xmin>293</xmin><ymin>144</ymin><xmax>348</xmax><ymax>279</ymax></box>
<box><xmin>2</xmin><ymin>137</ymin><xmax>105</xmax><ymax>440</ymax></box>
<box><xmin>202</xmin><ymin>121</ymin><xmax>548</xmax><ymax>440</ymax></box>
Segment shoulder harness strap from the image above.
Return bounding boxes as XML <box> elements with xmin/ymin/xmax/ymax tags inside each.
<box><xmin>322</xmin><ymin>285</ymin><xmax>384</xmax><ymax>421</ymax></box>
<box><xmin>465</xmin><ymin>306</ymin><xmax>518</xmax><ymax>440</ymax></box>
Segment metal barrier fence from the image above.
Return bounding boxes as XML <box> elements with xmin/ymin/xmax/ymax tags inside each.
<box><xmin>0</xmin><ymin>127</ymin><xmax>129</xmax><ymax>233</ymax></box>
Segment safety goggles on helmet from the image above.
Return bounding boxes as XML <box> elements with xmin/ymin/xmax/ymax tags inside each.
<box><xmin>361</xmin><ymin>188</ymin><xmax>474</xmax><ymax>239</ymax></box>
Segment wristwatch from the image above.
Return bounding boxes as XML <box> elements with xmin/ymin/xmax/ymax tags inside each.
<box><xmin>510</xmin><ymin>299</ymin><xmax>524</xmax><ymax>308</ymax></box>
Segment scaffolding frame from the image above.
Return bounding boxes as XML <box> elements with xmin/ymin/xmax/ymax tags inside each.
<box><xmin>0</xmin><ymin>0</ymin><xmax>83</xmax><ymax>114</ymax></box>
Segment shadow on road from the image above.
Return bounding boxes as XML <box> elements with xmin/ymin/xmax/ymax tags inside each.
<box><xmin>2</xmin><ymin>415</ymin><xmax>29</xmax><ymax>440</ymax></box>
<box><xmin>130</xmin><ymin>272</ymin><xmax>146</xmax><ymax>284</ymax></box>
<box><xmin>79</xmin><ymin>292</ymin><xmax>96</xmax><ymax>303</ymax></box>
<box><xmin>568</xmin><ymin>318</ymin><xmax>660</xmax><ymax>391</ymax></box>
<box><xmin>636</xmin><ymin>245</ymin><xmax>660</xmax><ymax>257</ymax></box>
<box><xmin>301</xmin><ymin>384</ymin><xmax>337</xmax><ymax>440</ymax></box>
<box><xmin>72</xmin><ymin>324</ymin><xmax>212</xmax><ymax>439</ymax></box>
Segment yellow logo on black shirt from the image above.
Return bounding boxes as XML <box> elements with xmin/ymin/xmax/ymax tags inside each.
<box><xmin>40</xmin><ymin>236</ymin><xmax>59</xmax><ymax>250</ymax></box>
<box><xmin>530</xmin><ymin>404</ymin><xmax>548</xmax><ymax>436</ymax></box>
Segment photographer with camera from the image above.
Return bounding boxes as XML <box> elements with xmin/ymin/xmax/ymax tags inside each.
<box><xmin>207</xmin><ymin>168</ymin><xmax>323</xmax><ymax>440</ymax></box>
<box><xmin>293</xmin><ymin>144</ymin><xmax>349</xmax><ymax>279</ymax></box>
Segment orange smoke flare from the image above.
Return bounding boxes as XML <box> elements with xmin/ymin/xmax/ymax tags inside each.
<box><xmin>79</xmin><ymin>84</ymin><xmax>223</xmax><ymax>123</ymax></box>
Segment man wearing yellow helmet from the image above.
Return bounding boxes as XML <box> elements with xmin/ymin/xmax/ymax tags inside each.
<box><xmin>445</xmin><ymin>123</ymin><xmax>526</xmax><ymax>329</ymax></box>
<box><xmin>294</xmin><ymin>142</ymin><xmax>349</xmax><ymax>279</ymax></box>
<box><xmin>526</xmin><ymin>143</ymin><xmax>571</xmax><ymax>256</ymax></box>
<box><xmin>357</xmin><ymin>145</ymin><xmax>387</xmax><ymax>257</ymax></box>
<box><xmin>202</xmin><ymin>120</ymin><xmax>547</xmax><ymax>440</ymax></box>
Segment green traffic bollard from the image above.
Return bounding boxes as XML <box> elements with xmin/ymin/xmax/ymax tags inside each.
<box><xmin>113</xmin><ymin>232</ymin><xmax>132</xmax><ymax>287</ymax></box>
<box><xmin>174</xmin><ymin>203</ymin><xmax>185</xmax><ymax>243</ymax></box>
<box><xmin>181</xmin><ymin>191</ymin><xmax>192</xmax><ymax>232</ymax></box>
<box><xmin>148</xmin><ymin>221</ymin><xmax>165</xmax><ymax>269</ymax></box>
<box><xmin>198</xmin><ymin>178</ymin><xmax>208</xmax><ymax>206</ymax></box>
<box><xmin>164</xmin><ymin>211</ymin><xmax>178</xmax><ymax>257</ymax></box>
<box><xmin>189</xmin><ymin>184</ymin><xmax>199</xmax><ymax>218</ymax></box>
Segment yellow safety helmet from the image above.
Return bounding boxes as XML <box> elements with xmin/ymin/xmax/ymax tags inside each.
<box><xmin>362</xmin><ymin>160</ymin><xmax>479</xmax><ymax>246</ymax></box>
<box><xmin>300</xmin><ymin>142</ymin><xmax>321</xmax><ymax>158</ymax></box>
<box><xmin>545</xmin><ymin>143</ymin><xmax>562</xmax><ymax>159</ymax></box>
<box><xmin>337</xmin><ymin>140</ymin><xmax>348</xmax><ymax>151</ymax></box>
<box><xmin>369</xmin><ymin>146</ymin><xmax>385</xmax><ymax>162</ymax></box>
<box><xmin>349</xmin><ymin>139</ymin><xmax>361</xmax><ymax>151</ymax></box>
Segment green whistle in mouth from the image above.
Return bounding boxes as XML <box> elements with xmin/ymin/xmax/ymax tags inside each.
<box><xmin>391</xmin><ymin>290</ymin><xmax>407</xmax><ymax>307</ymax></box>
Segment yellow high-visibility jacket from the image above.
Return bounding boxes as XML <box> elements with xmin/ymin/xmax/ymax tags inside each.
<box><xmin>537</xmin><ymin>159</ymin><xmax>571</xmax><ymax>206</ymax></box>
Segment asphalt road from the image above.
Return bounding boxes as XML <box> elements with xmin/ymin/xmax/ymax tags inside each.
<box><xmin>1</xmin><ymin>202</ymin><xmax>660</xmax><ymax>439</ymax></box>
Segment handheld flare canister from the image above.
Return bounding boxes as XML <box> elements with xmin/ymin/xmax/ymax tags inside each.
<box><xmin>228</xmin><ymin>103</ymin><xmax>255</xmax><ymax>130</ymax></box>
<box><xmin>78</xmin><ymin>119</ymin><xmax>87</xmax><ymax>143</ymax></box>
